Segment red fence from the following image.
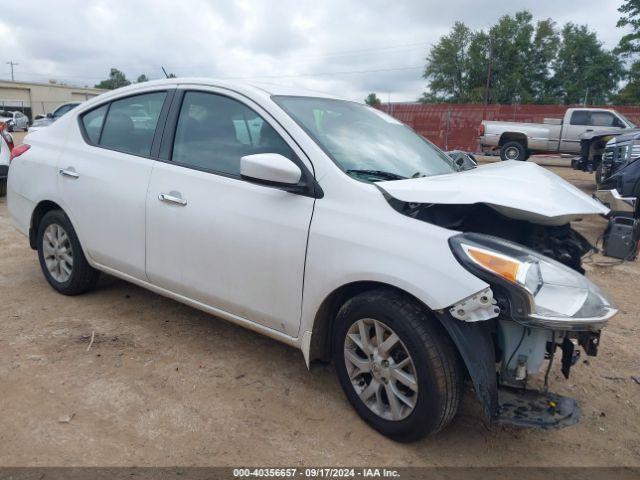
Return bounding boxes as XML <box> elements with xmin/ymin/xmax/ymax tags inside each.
<box><xmin>379</xmin><ymin>104</ymin><xmax>640</xmax><ymax>152</ymax></box>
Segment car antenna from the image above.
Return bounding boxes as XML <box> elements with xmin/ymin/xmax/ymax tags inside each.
<box><xmin>161</xmin><ymin>66</ymin><xmax>170</xmax><ymax>78</ymax></box>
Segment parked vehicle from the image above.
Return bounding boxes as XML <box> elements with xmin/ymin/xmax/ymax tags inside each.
<box><xmin>28</xmin><ymin>102</ymin><xmax>81</xmax><ymax>133</ymax></box>
<box><xmin>446</xmin><ymin>150</ymin><xmax>477</xmax><ymax>170</ymax></box>
<box><xmin>594</xmin><ymin>132</ymin><xmax>640</xmax><ymax>216</ymax></box>
<box><xmin>8</xmin><ymin>79</ymin><xmax>616</xmax><ymax>440</ymax></box>
<box><xmin>0</xmin><ymin>122</ymin><xmax>13</xmax><ymax>196</ymax></box>
<box><xmin>480</xmin><ymin>108</ymin><xmax>634</xmax><ymax>161</ymax></box>
<box><xmin>0</xmin><ymin>110</ymin><xmax>29</xmax><ymax>132</ymax></box>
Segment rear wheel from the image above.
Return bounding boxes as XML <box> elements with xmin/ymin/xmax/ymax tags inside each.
<box><xmin>332</xmin><ymin>290</ymin><xmax>463</xmax><ymax>441</ymax></box>
<box><xmin>0</xmin><ymin>179</ymin><xmax>6</xmax><ymax>197</ymax></box>
<box><xmin>500</xmin><ymin>141</ymin><xmax>526</xmax><ymax>161</ymax></box>
<box><xmin>37</xmin><ymin>210</ymin><xmax>99</xmax><ymax>295</ymax></box>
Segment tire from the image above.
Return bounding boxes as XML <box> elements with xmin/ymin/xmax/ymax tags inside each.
<box><xmin>0</xmin><ymin>179</ymin><xmax>6</xmax><ymax>197</ymax></box>
<box><xmin>332</xmin><ymin>289</ymin><xmax>463</xmax><ymax>441</ymax></box>
<box><xmin>36</xmin><ymin>209</ymin><xmax>99</xmax><ymax>295</ymax></box>
<box><xmin>500</xmin><ymin>141</ymin><xmax>526</xmax><ymax>161</ymax></box>
<box><xmin>7</xmin><ymin>124</ymin><xmax>13</xmax><ymax>133</ymax></box>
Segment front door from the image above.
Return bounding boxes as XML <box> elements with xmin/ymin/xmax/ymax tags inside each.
<box><xmin>145</xmin><ymin>89</ymin><xmax>315</xmax><ymax>336</ymax></box>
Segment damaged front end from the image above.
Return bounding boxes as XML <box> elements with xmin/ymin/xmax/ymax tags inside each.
<box><xmin>375</xmin><ymin>161</ymin><xmax>616</xmax><ymax>429</ymax></box>
<box><xmin>434</xmin><ymin>233</ymin><xmax>615</xmax><ymax>430</ymax></box>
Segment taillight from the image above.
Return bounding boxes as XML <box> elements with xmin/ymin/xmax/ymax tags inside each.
<box><xmin>478</xmin><ymin>123</ymin><xmax>485</xmax><ymax>136</ymax></box>
<box><xmin>10</xmin><ymin>144</ymin><xmax>30</xmax><ymax>162</ymax></box>
<box><xmin>2</xmin><ymin>132</ymin><xmax>14</xmax><ymax>152</ymax></box>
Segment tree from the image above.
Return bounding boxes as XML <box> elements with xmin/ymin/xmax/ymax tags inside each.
<box><xmin>136</xmin><ymin>74</ymin><xmax>149</xmax><ymax>83</ymax></box>
<box><xmin>95</xmin><ymin>68</ymin><xmax>131</xmax><ymax>90</ymax></box>
<box><xmin>528</xmin><ymin>19</ymin><xmax>559</xmax><ymax>103</ymax></box>
<box><xmin>617</xmin><ymin>0</ymin><xmax>640</xmax><ymax>56</ymax></box>
<box><xmin>552</xmin><ymin>24</ymin><xmax>623</xmax><ymax>104</ymax></box>
<box><xmin>421</xmin><ymin>11</ymin><xmax>621</xmax><ymax>105</ymax></box>
<box><xmin>422</xmin><ymin>21</ymin><xmax>474</xmax><ymax>102</ymax></box>
<box><xmin>616</xmin><ymin>1</ymin><xmax>640</xmax><ymax>103</ymax></box>
<box><xmin>364</xmin><ymin>93</ymin><xmax>382</xmax><ymax>106</ymax></box>
<box><xmin>485</xmin><ymin>11</ymin><xmax>536</xmax><ymax>104</ymax></box>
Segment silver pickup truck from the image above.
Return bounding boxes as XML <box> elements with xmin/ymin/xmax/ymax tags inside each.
<box><xmin>479</xmin><ymin>108</ymin><xmax>636</xmax><ymax>161</ymax></box>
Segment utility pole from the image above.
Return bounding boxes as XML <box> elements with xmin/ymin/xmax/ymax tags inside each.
<box><xmin>6</xmin><ymin>61</ymin><xmax>18</xmax><ymax>81</ymax></box>
<box><xmin>484</xmin><ymin>35</ymin><xmax>493</xmax><ymax>105</ymax></box>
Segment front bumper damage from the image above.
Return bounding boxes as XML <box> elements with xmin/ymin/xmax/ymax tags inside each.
<box><xmin>434</xmin><ymin>310</ymin><xmax>603</xmax><ymax>430</ymax></box>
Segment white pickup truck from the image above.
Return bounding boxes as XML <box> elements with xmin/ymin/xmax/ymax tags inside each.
<box><xmin>479</xmin><ymin>108</ymin><xmax>636</xmax><ymax>161</ymax></box>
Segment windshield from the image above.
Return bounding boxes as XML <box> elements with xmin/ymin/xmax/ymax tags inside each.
<box><xmin>273</xmin><ymin>96</ymin><xmax>456</xmax><ymax>181</ymax></box>
<box><xmin>617</xmin><ymin>112</ymin><xmax>636</xmax><ymax>128</ymax></box>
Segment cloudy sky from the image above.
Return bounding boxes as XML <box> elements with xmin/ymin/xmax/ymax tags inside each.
<box><xmin>0</xmin><ymin>0</ymin><xmax>630</xmax><ymax>102</ymax></box>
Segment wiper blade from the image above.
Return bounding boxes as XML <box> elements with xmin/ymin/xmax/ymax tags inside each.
<box><xmin>346</xmin><ymin>169</ymin><xmax>407</xmax><ymax>181</ymax></box>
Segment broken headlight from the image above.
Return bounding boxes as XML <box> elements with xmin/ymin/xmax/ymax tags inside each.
<box><xmin>449</xmin><ymin>233</ymin><xmax>617</xmax><ymax>330</ymax></box>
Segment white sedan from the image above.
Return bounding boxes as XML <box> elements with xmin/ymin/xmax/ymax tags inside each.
<box><xmin>7</xmin><ymin>79</ymin><xmax>616</xmax><ymax>440</ymax></box>
<box><xmin>0</xmin><ymin>110</ymin><xmax>29</xmax><ymax>132</ymax></box>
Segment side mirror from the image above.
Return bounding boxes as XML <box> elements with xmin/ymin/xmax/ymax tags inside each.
<box><xmin>46</xmin><ymin>113</ymin><xmax>53</xmax><ymax>119</ymax></box>
<box><xmin>240</xmin><ymin>153</ymin><xmax>302</xmax><ymax>186</ymax></box>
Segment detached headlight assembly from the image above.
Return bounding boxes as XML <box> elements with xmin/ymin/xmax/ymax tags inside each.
<box><xmin>449</xmin><ymin>233</ymin><xmax>616</xmax><ymax>330</ymax></box>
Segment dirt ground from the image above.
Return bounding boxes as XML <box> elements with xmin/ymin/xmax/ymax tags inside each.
<box><xmin>1</xmin><ymin>140</ymin><xmax>639</xmax><ymax>467</ymax></box>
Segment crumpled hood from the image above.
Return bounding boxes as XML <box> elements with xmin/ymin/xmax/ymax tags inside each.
<box><xmin>377</xmin><ymin>160</ymin><xmax>609</xmax><ymax>225</ymax></box>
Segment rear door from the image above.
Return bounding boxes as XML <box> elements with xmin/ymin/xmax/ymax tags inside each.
<box><xmin>58</xmin><ymin>88</ymin><xmax>173</xmax><ymax>280</ymax></box>
<box><xmin>145</xmin><ymin>87</ymin><xmax>315</xmax><ymax>336</ymax></box>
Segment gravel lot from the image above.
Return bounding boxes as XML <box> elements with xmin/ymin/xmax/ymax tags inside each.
<box><xmin>1</xmin><ymin>140</ymin><xmax>639</xmax><ymax>467</ymax></box>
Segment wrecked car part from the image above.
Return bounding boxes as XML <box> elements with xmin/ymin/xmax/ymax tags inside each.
<box><xmin>436</xmin><ymin>312</ymin><xmax>589</xmax><ymax>426</ymax></box>
<box><xmin>602</xmin><ymin>216</ymin><xmax>640</xmax><ymax>261</ymax></box>
<box><xmin>594</xmin><ymin>189</ymin><xmax>637</xmax><ymax>214</ymax></box>
<box><xmin>377</xmin><ymin>160</ymin><xmax>609</xmax><ymax>226</ymax></box>
<box><xmin>434</xmin><ymin>312</ymin><xmax>498</xmax><ymax>420</ymax></box>
<box><xmin>497</xmin><ymin>388</ymin><xmax>581</xmax><ymax>429</ymax></box>
<box><xmin>449</xmin><ymin>287</ymin><xmax>500</xmax><ymax>322</ymax></box>
<box><xmin>449</xmin><ymin>233</ymin><xmax>617</xmax><ymax>331</ymax></box>
<box><xmin>499</xmin><ymin>321</ymin><xmax>553</xmax><ymax>386</ymax></box>
<box><xmin>385</xmin><ymin>199</ymin><xmax>594</xmax><ymax>273</ymax></box>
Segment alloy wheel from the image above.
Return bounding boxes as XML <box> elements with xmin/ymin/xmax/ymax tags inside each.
<box><xmin>42</xmin><ymin>223</ymin><xmax>74</xmax><ymax>283</ymax></box>
<box><xmin>343</xmin><ymin>318</ymin><xmax>418</xmax><ymax>421</ymax></box>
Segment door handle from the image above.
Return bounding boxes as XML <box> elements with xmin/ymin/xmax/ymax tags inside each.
<box><xmin>59</xmin><ymin>169</ymin><xmax>79</xmax><ymax>179</ymax></box>
<box><xmin>158</xmin><ymin>193</ymin><xmax>187</xmax><ymax>206</ymax></box>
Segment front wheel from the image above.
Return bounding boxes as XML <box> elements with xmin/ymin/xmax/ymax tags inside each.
<box><xmin>37</xmin><ymin>210</ymin><xmax>100</xmax><ymax>295</ymax></box>
<box><xmin>332</xmin><ymin>290</ymin><xmax>463</xmax><ymax>441</ymax></box>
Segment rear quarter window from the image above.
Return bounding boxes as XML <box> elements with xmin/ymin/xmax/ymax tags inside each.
<box><xmin>81</xmin><ymin>104</ymin><xmax>108</xmax><ymax>144</ymax></box>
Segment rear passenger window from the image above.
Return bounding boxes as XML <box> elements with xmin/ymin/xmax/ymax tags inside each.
<box><xmin>99</xmin><ymin>92</ymin><xmax>166</xmax><ymax>156</ymax></box>
<box><xmin>171</xmin><ymin>91</ymin><xmax>295</xmax><ymax>176</ymax></box>
<box><xmin>570</xmin><ymin>111</ymin><xmax>589</xmax><ymax>126</ymax></box>
<box><xmin>81</xmin><ymin>104</ymin><xmax>108</xmax><ymax>144</ymax></box>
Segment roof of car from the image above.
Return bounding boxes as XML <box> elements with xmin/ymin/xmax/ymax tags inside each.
<box><xmin>91</xmin><ymin>78</ymin><xmax>345</xmax><ymax>102</ymax></box>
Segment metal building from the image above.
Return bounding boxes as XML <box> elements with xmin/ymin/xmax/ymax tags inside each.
<box><xmin>0</xmin><ymin>80</ymin><xmax>106</xmax><ymax>120</ymax></box>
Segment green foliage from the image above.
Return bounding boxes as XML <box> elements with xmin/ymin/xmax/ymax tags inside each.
<box><xmin>617</xmin><ymin>0</ymin><xmax>640</xmax><ymax>56</ymax></box>
<box><xmin>615</xmin><ymin>1</ymin><xmax>640</xmax><ymax>103</ymax></box>
<box><xmin>422</xmin><ymin>11</ymin><xmax>621</xmax><ymax>105</ymax></box>
<box><xmin>552</xmin><ymin>24</ymin><xmax>623</xmax><ymax>104</ymax></box>
<box><xmin>136</xmin><ymin>74</ymin><xmax>149</xmax><ymax>83</ymax></box>
<box><xmin>95</xmin><ymin>68</ymin><xmax>131</xmax><ymax>90</ymax></box>
<box><xmin>364</xmin><ymin>93</ymin><xmax>382</xmax><ymax>106</ymax></box>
